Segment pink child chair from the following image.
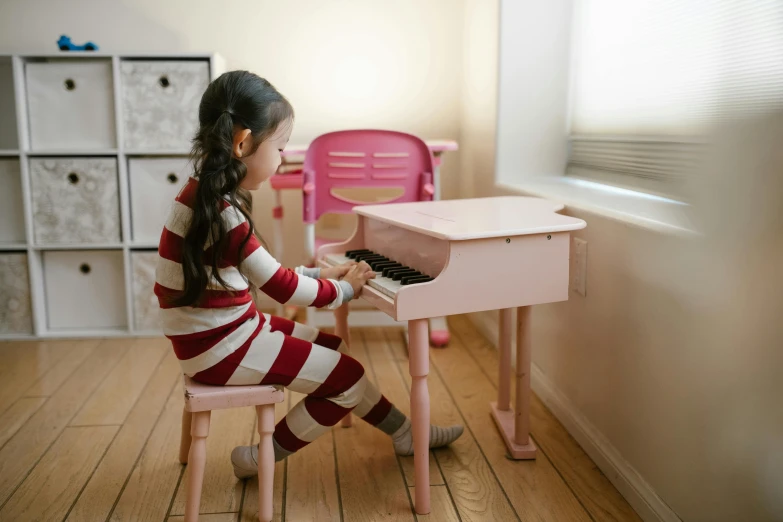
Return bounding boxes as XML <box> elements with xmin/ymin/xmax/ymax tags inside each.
<box><xmin>301</xmin><ymin>129</ymin><xmax>435</xmax><ymax>330</ymax></box>
<box><xmin>179</xmin><ymin>376</ymin><xmax>284</xmax><ymax>522</ymax></box>
<box><xmin>302</xmin><ymin>129</ymin><xmax>435</xmax><ymax>260</ymax></box>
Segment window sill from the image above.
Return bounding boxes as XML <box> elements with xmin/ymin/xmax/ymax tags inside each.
<box><xmin>496</xmin><ymin>177</ymin><xmax>697</xmax><ymax>237</ymax></box>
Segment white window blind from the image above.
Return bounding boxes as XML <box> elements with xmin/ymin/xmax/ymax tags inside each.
<box><xmin>566</xmin><ymin>0</ymin><xmax>783</xmax><ymax>196</ymax></box>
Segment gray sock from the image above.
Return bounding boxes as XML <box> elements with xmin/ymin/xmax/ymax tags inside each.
<box><xmin>376</xmin><ymin>405</ymin><xmax>407</xmax><ymax>435</ymax></box>
<box><xmin>391</xmin><ymin>418</ymin><xmax>465</xmax><ymax>456</ymax></box>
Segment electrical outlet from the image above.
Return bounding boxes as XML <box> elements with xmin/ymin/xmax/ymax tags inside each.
<box><xmin>571</xmin><ymin>238</ymin><xmax>587</xmax><ymax>297</ymax></box>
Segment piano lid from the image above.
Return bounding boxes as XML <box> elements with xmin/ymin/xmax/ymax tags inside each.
<box><xmin>354</xmin><ymin>196</ymin><xmax>586</xmax><ymax>240</ymax></box>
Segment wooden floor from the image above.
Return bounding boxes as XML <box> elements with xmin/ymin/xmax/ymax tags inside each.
<box><xmin>0</xmin><ymin>316</ymin><xmax>641</xmax><ymax>522</ymax></box>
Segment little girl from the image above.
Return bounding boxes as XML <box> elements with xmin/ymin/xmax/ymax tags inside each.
<box><xmin>155</xmin><ymin>70</ymin><xmax>463</xmax><ymax>477</ymax></box>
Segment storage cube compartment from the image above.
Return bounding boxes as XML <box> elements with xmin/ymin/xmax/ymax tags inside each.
<box><xmin>0</xmin><ymin>253</ymin><xmax>33</xmax><ymax>334</ymax></box>
<box><xmin>128</xmin><ymin>157</ymin><xmax>190</xmax><ymax>243</ymax></box>
<box><xmin>30</xmin><ymin>157</ymin><xmax>121</xmax><ymax>244</ymax></box>
<box><xmin>0</xmin><ymin>159</ymin><xmax>26</xmax><ymax>243</ymax></box>
<box><xmin>131</xmin><ymin>250</ymin><xmax>161</xmax><ymax>331</ymax></box>
<box><xmin>0</xmin><ymin>58</ymin><xmax>19</xmax><ymax>150</ymax></box>
<box><xmin>25</xmin><ymin>59</ymin><xmax>116</xmax><ymax>151</ymax></box>
<box><xmin>120</xmin><ymin>60</ymin><xmax>210</xmax><ymax>151</ymax></box>
<box><xmin>43</xmin><ymin>249</ymin><xmax>127</xmax><ymax>330</ymax></box>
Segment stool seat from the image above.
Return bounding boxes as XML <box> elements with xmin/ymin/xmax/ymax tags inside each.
<box><xmin>183</xmin><ymin>376</ymin><xmax>284</xmax><ymax>412</ymax></box>
<box><xmin>179</xmin><ymin>375</ymin><xmax>283</xmax><ymax>522</ymax></box>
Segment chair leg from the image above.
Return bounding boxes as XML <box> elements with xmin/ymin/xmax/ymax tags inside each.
<box><xmin>334</xmin><ymin>304</ymin><xmax>353</xmax><ymax>428</ymax></box>
<box><xmin>184</xmin><ymin>410</ymin><xmax>211</xmax><ymax>522</ymax></box>
<box><xmin>179</xmin><ymin>407</ymin><xmax>192</xmax><ymax>464</ymax></box>
<box><xmin>256</xmin><ymin>404</ymin><xmax>276</xmax><ymax>522</ymax></box>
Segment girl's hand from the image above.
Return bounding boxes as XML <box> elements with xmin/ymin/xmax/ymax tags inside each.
<box><xmin>342</xmin><ymin>261</ymin><xmax>376</xmax><ymax>296</ymax></box>
<box><xmin>320</xmin><ymin>261</ymin><xmax>356</xmax><ymax>280</ymax></box>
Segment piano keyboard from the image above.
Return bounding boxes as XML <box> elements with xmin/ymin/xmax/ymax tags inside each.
<box><xmin>323</xmin><ymin>249</ymin><xmax>434</xmax><ymax>299</ymax></box>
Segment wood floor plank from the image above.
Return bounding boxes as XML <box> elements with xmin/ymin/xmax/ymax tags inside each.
<box><xmin>0</xmin><ymin>397</ymin><xmax>47</xmax><ymax>449</ymax></box>
<box><xmin>0</xmin><ymin>425</ymin><xmax>118</xmax><ymax>522</ymax></box>
<box><xmin>168</xmin><ymin>514</ymin><xmax>237</xmax><ymax>522</ymax></box>
<box><xmin>333</xmin><ymin>328</ymin><xmax>414</xmax><ymax>522</ymax></box>
<box><xmin>0</xmin><ymin>339</ymin><xmax>127</xmax><ymax>507</ymax></box>
<box><xmin>428</xmin><ymin>321</ymin><xmax>591</xmax><ymax>522</ymax></box>
<box><xmin>384</xmin><ymin>329</ymin><xmax>520</xmax><ymax>522</ymax></box>
<box><xmin>23</xmin><ymin>340</ymin><xmax>101</xmax><ymax>398</ymax></box>
<box><xmin>362</xmin><ymin>328</ymin><xmax>444</xmax><ymax>488</ymax></box>
<box><xmin>109</xmin><ymin>383</ymin><xmax>187</xmax><ymax>522</ymax></box>
<box><xmin>66</xmin><ymin>350</ymin><xmax>182</xmax><ymax>522</ymax></box>
<box><xmin>240</xmin><ymin>389</ymin><xmax>290</xmax><ymax>522</ymax></box>
<box><xmin>0</xmin><ymin>340</ymin><xmax>76</xmax><ymax>414</ymax></box>
<box><xmin>169</xmin><ymin>405</ymin><xmax>256</xmax><ymax>515</ymax></box>
<box><xmin>71</xmin><ymin>338</ymin><xmax>167</xmax><ymax>426</ymax></box>
<box><xmin>450</xmin><ymin>315</ymin><xmax>643</xmax><ymax>522</ymax></box>
<box><xmin>409</xmin><ymin>485</ymin><xmax>461</xmax><ymax>522</ymax></box>
<box><xmin>284</xmin><ymin>390</ymin><xmax>341</xmax><ymax>522</ymax></box>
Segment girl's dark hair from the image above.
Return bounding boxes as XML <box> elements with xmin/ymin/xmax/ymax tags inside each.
<box><xmin>172</xmin><ymin>70</ymin><xmax>294</xmax><ymax>307</ymax></box>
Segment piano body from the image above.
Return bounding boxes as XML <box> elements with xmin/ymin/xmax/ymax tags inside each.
<box><xmin>317</xmin><ymin>195</ymin><xmax>586</xmax><ymax>514</ymax></box>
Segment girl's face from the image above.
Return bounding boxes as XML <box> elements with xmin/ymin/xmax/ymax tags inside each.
<box><xmin>237</xmin><ymin>118</ymin><xmax>293</xmax><ymax>190</ymax></box>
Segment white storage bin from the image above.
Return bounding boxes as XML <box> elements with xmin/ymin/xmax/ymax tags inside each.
<box><xmin>131</xmin><ymin>250</ymin><xmax>161</xmax><ymax>331</ymax></box>
<box><xmin>128</xmin><ymin>157</ymin><xmax>190</xmax><ymax>243</ymax></box>
<box><xmin>30</xmin><ymin>157</ymin><xmax>121</xmax><ymax>244</ymax></box>
<box><xmin>0</xmin><ymin>59</ymin><xmax>19</xmax><ymax>150</ymax></box>
<box><xmin>43</xmin><ymin>250</ymin><xmax>126</xmax><ymax>330</ymax></box>
<box><xmin>121</xmin><ymin>60</ymin><xmax>210</xmax><ymax>151</ymax></box>
<box><xmin>0</xmin><ymin>159</ymin><xmax>26</xmax><ymax>243</ymax></box>
<box><xmin>0</xmin><ymin>253</ymin><xmax>33</xmax><ymax>334</ymax></box>
<box><xmin>25</xmin><ymin>60</ymin><xmax>116</xmax><ymax>150</ymax></box>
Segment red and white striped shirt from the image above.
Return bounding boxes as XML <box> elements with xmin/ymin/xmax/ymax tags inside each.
<box><xmin>155</xmin><ymin>177</ymin><xmax>352</xmax><ymax>373</ymax></box>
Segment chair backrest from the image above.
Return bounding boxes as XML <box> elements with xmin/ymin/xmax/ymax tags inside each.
<box><xmin>302</xmin><ymin>129</ymin><xmax>435</xmax><ymax>224</ymax></box>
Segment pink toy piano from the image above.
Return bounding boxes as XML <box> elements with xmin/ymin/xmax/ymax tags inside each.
<box><xmin>317</xmin><ymin>196</ymin><xmax>586</xmax><ymax>514</ymax></box>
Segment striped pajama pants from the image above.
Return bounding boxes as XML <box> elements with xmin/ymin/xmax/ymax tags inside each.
<box><xmin>205</xmin><ymin>313</ymin><xmax>398</xmax><ymax>458</ymax></box>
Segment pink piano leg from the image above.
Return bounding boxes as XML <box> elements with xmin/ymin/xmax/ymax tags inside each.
<box><xmin>427</xmin><ymin>152</ymin><xmax>451</xmax><ymax>348</ymax></box>
<box><xmin>490</xmin><ymin>306</ymin><xmax>537</xmax><ymax>459</ymax></box>
<box><xmin>409</xmin><ymin>318</ymin><xmax>431</xmax><ymax>514</ymax></box>
<box><xmin>334</xmin><ymin>304</ymin><xmax>353</xmax><ymax>428</ymax></box>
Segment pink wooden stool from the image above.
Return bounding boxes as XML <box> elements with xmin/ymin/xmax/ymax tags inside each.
<box><xmin>179</xmin><ymin>376</ymin><xmax>285</xmax><ymax>522</ymax></box>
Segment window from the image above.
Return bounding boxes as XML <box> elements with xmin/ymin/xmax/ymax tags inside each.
<box><xmin>566</xmin><ymin>0</ymin><xmax>783</xmax><ymax>197</ymax></box>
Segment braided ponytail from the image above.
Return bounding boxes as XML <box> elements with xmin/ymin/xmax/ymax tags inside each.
<box><xmin>172</xmin><ymin>71</ymin><xmax>293</xmax><ymax>307</ymax></box>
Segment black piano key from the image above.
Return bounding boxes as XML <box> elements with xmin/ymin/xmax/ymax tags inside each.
<box><xmin>346</xmin><ymin>249</ymin><xmax>372</xmax><ymax>259</ymax></box>
<box><xmin>385</xmin><ymin>266</ymin><xmax>412</xmax><ymax>277</ymax></box>
<box><xmin>381</xmin><ymin>264</ymin><xmax>404</xmax><ymax>277</ymax></box>
<box><xmin>392</xmin><ymin>270</ymin><xmax>420</xmax><ymax>281</ymax></box>
<box><xmin>401</xmin><ymin>273</ymin><xmax>430</xmax><ymax>284</ymax></box>
<box><xmin>373</xmin><ymin>261</ymin><xmax>400</xmax><ymax>271</ymax></box>
<box><xmin>356</xmin><ymin>254</ymin><xmax>386</xmax><ymax>263</ymax></box>
<box><xmin>401</xmin><ymin>276</ymin><xmax>433</xmax><ymax>285</ymax></box>
<box><xmin>370</xmin><ymin>260</ymin><xmax>397</xmax><ymax>271</ymax></box>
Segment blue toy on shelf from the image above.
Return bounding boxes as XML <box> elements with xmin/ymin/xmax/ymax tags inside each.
<box><xmin>57</xmin><ymin>35</ymin><xmax>99</xmax><ymax>51</ymax></box>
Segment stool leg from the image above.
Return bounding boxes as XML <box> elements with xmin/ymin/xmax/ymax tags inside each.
<box><xmin>179</xmin><ymin>407</ymin><xmax>192</xmax><ymax>464</ymax></box>
<box><xmin>184</xmin><ymin>410</ymin><xmax>211</xmax><ymax>522</ymax></box>
<box><xmin>334</xmin><ymin>304</ymin><xmax>353</xmax><ymax>428</ymax></box>
<box><xmin>256</xmin><ymin>404</ymin><xmax>276</xmax><ymax>522</ymax></box>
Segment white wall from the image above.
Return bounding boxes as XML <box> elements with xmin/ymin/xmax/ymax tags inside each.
<box><xmin>474</xmin><ymin>1</ymin><xmax>783</xmax><ymax>521</ymax></box>
<box><xmin>458</xmin><ymin>0</ymin><xmax>499</xmax><ymax>199</ymax></box>
<box><xmin>494</xmin><ymin>0</ymin><xmax>574</xmax><ymax>185</ymax></box>
<box><xmin>0</xmin><ymin>0</ymin><xmax>466</xmax><ymax>272</ymax></box>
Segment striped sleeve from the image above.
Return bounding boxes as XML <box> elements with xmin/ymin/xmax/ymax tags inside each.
<box><xmin>233</xmin><ymin>222</ymin><xmax>352</xmax><ymax>309</ymax></box>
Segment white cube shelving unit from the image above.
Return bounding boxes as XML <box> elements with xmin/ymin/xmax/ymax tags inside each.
<box><xmin>0</xmin><ymin>52</ymin><xmax>224</xmax><ymax>339</ymax></box>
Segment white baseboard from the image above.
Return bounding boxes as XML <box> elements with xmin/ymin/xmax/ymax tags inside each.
<box><xmin>467</xmin><ymin>312</ymin><xmax>681</xmax><ymax>522</ymax></box>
